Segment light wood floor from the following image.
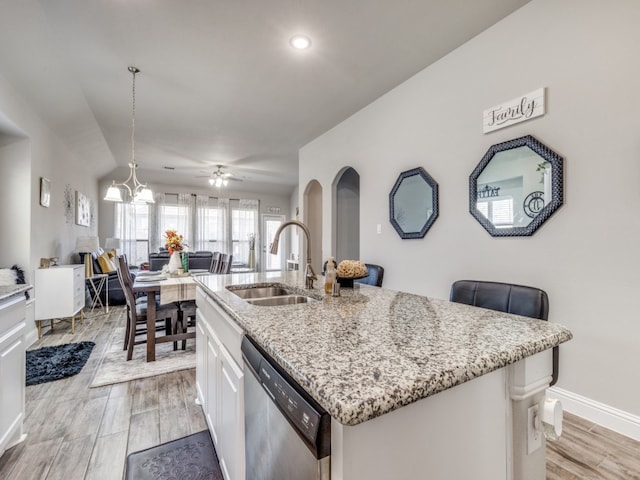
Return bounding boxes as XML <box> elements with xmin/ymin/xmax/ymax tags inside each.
<box><xmin>0</xmin><ymin>306</ymin><xmax>207</xmax><ymax>480</ymax></box>
<box><xmin>547</xmin><ymin>412</ymin><xmax>640</xmax><ymax>479</ymax></box>
<box><xmin>0</xmin><ymin>305</ymin><xmax>638</xmax><ymax>479</ymax></box>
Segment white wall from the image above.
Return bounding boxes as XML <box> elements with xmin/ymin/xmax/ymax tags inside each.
<box><xmin>289</xmin><ymin>185</ymin><xmax>300</xmax><ymax>263</ymax></box>
<box><xmin>334</xmin><ymin>167</ymin><xmax>360</xmax><ymax>262</ymax></box>
<box><xmin>300</xmin><ymin>0</ymin><xmax>640</xmax><ymax>419</ymax></box>
<box><xmin>0</xmin><ymin>75</ymin><xmax>101</xmax><ymax>267</ymax></box>
<box><xmin>0</xmin><ymin>138</ymin><xmax>30</xmax><ymax>269</ymax></box>
<box><xmin>0</xmin><ymin>73</ymin><xmax>102</xmax><ymax>342</ymax></box>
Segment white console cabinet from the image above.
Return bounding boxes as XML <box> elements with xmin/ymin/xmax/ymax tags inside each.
<box><xmin>0</xmin><ymin>293</ymin><xmax>27</xmax><ymax>457</ymax></box>
<box><xmin>196</xmin><ymin>286</ymin><xmax>245</xmax><ymax>480</ymax></box>
<box><xmin>34</xmin><ymin>265</ymin><xmax>84</xmax><ymax>337</ymax></box>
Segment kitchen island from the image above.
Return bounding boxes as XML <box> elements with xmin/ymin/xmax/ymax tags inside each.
<box><xmin>194</xmin><ymin>271</ymin><xmax>572</xmax><ymax>480</ymax></box>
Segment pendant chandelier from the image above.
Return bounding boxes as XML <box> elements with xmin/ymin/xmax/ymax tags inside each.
<box><xmin>104</xmin><ymin>66</ymin><xmax>155</xmax><ymax>204</ymax></box>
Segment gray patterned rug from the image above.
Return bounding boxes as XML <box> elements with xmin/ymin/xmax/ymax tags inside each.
<box><xmin>90</xmin><ymin>326</ymin><xmax>195</xmax><ymax>388</ymax></box>
<box><xmin>125</xmin><ymin>430</ymin><xmax>222</xmax><ymax>480</ymax></box>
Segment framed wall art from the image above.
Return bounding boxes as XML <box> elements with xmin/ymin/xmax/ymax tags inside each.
<box><xmin>40</xmin><ymin>177</ymin><xmax>51</xmax><ymax>207</ymax></box>
<box><xmin>75</xmin><ymin>190</ymin><xmax>90</xmax><ymax>227</ymax></box>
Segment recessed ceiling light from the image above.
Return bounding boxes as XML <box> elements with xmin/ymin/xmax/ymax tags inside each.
<box><xmin>290</xmin><ymin>35</ymin><xmax>311</xmax><ymax>50</ymax></box>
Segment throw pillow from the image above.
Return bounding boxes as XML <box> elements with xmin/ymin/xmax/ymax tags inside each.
<box><xmin>97</xmin><ymin>252</ymin><xmax>117</xmax><ymax>273</ymax></box>
<box><xmin>0</xmin><ymin>265</ymin><xmax>29</xmax><ymax>299</ymax></box>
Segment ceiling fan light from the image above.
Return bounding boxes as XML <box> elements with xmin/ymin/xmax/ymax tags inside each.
<box><xmin>215</xmin><ymin>177</ymin><xmax>223</xmax><ymax>187</ymax></box>
<box><xmin>208</xmin><ymin>177</ymin><xmax>215</xmax><ymax>186</ymax></box>
<box><xmin>223</xmin><ymin>179</ymin><xmax>229</xmax><ymax>186</ymax></box>
<box><xmin>290</xmin><ymin>35</ymin><xmax>311</xmax><ymax>50</ymax></box>
<box><xmin>104</xmin><ymin>183</ymin><xmax>123</xmax><ymax>202</ymax></box>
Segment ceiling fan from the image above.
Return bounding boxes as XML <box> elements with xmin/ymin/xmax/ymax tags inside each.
<box><xmin>197</xmin><ymin>165</ymin><xmax>242</xmax><ymax>187</ymax></box>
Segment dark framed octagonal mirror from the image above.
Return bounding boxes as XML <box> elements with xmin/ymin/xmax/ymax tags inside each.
<box><xmin>469</xmin><ymin>135</ymin><xmax>563</xmax><ymax>237</ymax></box>
<box><xmin>389</xmin><ymin>167</ymin><xmax>439</xmax><ymax>239</ymax></box>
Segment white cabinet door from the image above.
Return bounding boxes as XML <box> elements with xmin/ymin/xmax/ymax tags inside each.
<box><xmin>0</xmin><ymin>336</ymin><xmax>24</xmax><ymax>444</ymax></box>
<box><xmin>195</xmin><ymin>311</ymin><xmax>206</xmax><ymax>405</ymax></box>
<box><xmin>195</xmin><ymin>286</ymin><xmax>245</xmax><ymax>480</ymax></box>
<box><xmin>218</xmin><ymin>344</ymin><xmax>245</xmax><ymax>480</ymax></box>
<box><xmin>206</xmin><ymin>328</ymin><xmax>221</xmax><ymax>448</ymax></box>
<box><xmin>0</xmin><ymin>295</ymin><xmax>26</xmax><ymax>456</ymax></box>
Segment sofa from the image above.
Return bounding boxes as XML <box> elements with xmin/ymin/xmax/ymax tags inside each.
<box><xmin>148</xmin><ymin>251</ymin><xmax>215</xmax><ymax>272</ymax></box>
<box><xmin>72</xmin><ymin>249</ymin><xmax>134</xmax><ymax>306</ymax></box>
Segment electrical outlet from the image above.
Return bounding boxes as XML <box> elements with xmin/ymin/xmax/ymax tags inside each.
<box><xmin>527</xmin><ymin>405</ymin><xmax>542</xmax><ymax>454</ymax></box>
<box><xmin>376</xmin><ymin>224</ymin><xmax>382</xmax><ymax>234</ymax></box>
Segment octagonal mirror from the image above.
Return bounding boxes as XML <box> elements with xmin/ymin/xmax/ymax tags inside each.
<box><xmin>469</xmin><ymin>135</ymin><xmax>563</xmax><ymax>237</ymax></box>
<box><xmin>389</xmin><ymin>167</ymin><xmax>439</xmax><ymax>239</ymax></box>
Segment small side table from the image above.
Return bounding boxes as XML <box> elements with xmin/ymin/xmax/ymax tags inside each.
<box><xmin>86</xmin><ymin>273</ymin><xmax>109</xmax><ymax>314</ymax></box>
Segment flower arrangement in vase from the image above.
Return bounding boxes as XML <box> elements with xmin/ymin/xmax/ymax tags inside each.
<box><xmin>164</xmin><ymin>229</ymin><xmax>188</xmax><ymax>273</ymax></box>
<box><xmin>164</xmin><ymin>229</ymin><xmax>187</xmax><ymax>254</ymax></box>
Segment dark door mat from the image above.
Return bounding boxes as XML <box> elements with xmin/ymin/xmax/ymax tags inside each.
<box><xmin>125</xmin><ymin>430</ymin><xmax>223</xmax><ymax>480</ymax></box>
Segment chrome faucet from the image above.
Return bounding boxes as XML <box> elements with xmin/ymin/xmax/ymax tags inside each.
<box><xmin>269</xmin><ymin>220</ymin><xmax>317</xmax><ymax>289</ymax></box>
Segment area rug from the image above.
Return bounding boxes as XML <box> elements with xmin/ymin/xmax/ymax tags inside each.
<box><xmin>125</xmin><ymin>430</ymin><xmax>222</xmax><ymax>480</ymax></box>
<box><xmin>26</xmin><ymin>341</ymin><xmax>96</xmax><ymax>386</ymax></box>
<box><xmin>90</xmin><ymin>326</ymin><xmax>195</xmax><ymax>388</ymax></box>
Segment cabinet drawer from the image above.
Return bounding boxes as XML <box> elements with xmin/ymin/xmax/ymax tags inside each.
<box><xmin>0</xmin><ymin>296</ymin><xmax>26</xmax><ymax>339</ymax></box>
<box><xmin>73</xmin><ymin>295</ymin><xmax>85</xmax><ymax>313</ymax></box>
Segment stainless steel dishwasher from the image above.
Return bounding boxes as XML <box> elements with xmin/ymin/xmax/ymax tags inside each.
<box><xmin>242</xmin><ymin>336</ymin><xmax>331</xmax><ymax>480</ymax></box>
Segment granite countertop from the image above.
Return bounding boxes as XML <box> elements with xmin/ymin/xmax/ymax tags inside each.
<box><xmin>0</xmin><ymin>284</ymin><xmax>31</xmax><ymax>302</ymax></box>
<box><xmin>195</xmin><ymin>271</ymin><xmax>572</xmax><ymax>426</ymax></box>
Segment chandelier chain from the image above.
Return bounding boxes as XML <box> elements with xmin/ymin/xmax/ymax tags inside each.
<box><xmin>131</xmin><ymin>66</ymin><xmax>137</xmax><ymax>166</ymax></box>
<box><xmin>103</xmin><ymin>65</ymin><xmax>154</xmax><ymax>203</ymax></box>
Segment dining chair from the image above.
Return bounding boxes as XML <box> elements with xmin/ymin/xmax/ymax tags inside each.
<box><xmin>355</xmin><ymin>264</ymin><xmax>384</xmax><ymax>287</ymax></box>
<box><xmin>116</xmin><ymin>256</ymin><xmax>181</xmax><ymax>360</ymax></box>
<box><xmin>218</xmin><ymin>254</ymin><xmax>233</xmax><ymax>274</ymax></box>
<box><xmin>210</xmin><ymin>252</ymin><xmax>221</xmax><ymax>273</ymax></box>
<box><xmin>176</xmin><ymin>301</ymin><xmax>197</xmax><ymax>350</ymax></box>
<box><xmin>116</xmin><ymin>254</ymin><xmax>147</xmax><ymax>351</ymax></box>
<box><xmin>449</xmin><ymin>279</ymin><xmax>558</xmax><ymax>386</ymax></box>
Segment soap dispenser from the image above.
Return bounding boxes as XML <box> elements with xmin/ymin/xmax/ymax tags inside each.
<box><xmin>324</xmin><ymin>256</ymin><xmax>336</xmax><ymax>294</ymax></box>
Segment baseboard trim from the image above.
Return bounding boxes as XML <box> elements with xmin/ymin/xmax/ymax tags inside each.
<box><xmin>548</xmin><ymin>386</ymin><xmax>640</xmax><ymax>441</ymax></box>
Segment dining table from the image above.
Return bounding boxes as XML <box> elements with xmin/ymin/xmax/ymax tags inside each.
<box><xmin>132</xmin><ymin>269</ymin><xmax>209</xmax><ymax>362</ymax></box>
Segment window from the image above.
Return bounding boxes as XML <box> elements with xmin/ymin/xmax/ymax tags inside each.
<box><xmin>159</xmin><ymin>204</ymin><xmax>181</xmax><ymax>233</ymax></box>
<box><xmin>157</xmin><ymin>193</ymin><xmax>193</xmax><ymax>250</ymax></box>
<box><xmin>115</xmin><ymin>202</ymin><xmax>149</xmax><ymax>265</ymax></box>
<box><xmin>231</xmin><ymin>200</ymin><xmax>258</xmax><ymax>265</ymax></box>
<box><xmin>198</xmin><ymin>204</ymin><xmax>220</xmax><ymax>251</ymax></box>
<box><xmin>115</xmin><ymin>194</ymin><xmax>262</xmax><ymax>269</ymax></box>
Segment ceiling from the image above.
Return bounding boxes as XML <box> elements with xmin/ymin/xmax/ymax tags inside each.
<box><xmin>0</xmin><ymin>0</ymin><xmax>530</xmax><ymax>196</ymax></box>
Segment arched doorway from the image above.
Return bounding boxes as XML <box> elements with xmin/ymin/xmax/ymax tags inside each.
<box><xmin>303</xmin><ymin>180</ymin><xmax>323</xmax><ymax>274</ymax></box>
<box><xmin>333</xmin><ymin>167</ymin><xmax>360</xmax><ymax>262</ymax></box>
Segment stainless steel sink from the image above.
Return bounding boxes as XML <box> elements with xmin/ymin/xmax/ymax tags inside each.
<box><xmin>230</xmin><ymin>286</ymin><xmax>291</xmax><ymax>299</ymax></box>
<box><xmin>246</xmin><ymin>295</ymin><xmax>314</xmax><ymax>306</ymax></box>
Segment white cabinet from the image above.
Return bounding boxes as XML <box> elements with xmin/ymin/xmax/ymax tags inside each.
<box><xmin>0</xmin><ymin>294</ymin><xmax>27</xmax><ymax>457</ymax></box>
<box><xmin>196</xmin><ymin>287</ymin><xmax>245</xmax><ymax>480</ymax></box>
<box><xmin>34</xmin><ymin>265</ymin><xmax>84</xmax><ymax>337</ymax></box>
<box><xmin>217</xmin><ymin>343</ymin><xmax>244</xmax><ymax>480</ymax></box>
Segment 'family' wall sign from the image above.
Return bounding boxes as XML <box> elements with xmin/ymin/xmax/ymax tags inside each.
<box><xmin>483</xmin><ymin>88</ymin><xmax>545</xmax><ymax>133</ymax></box>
